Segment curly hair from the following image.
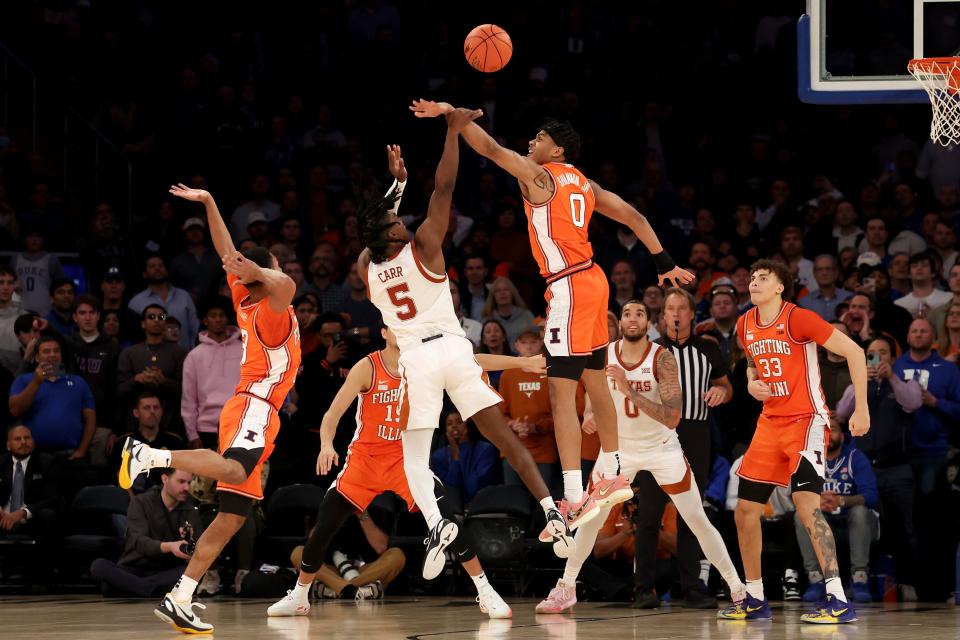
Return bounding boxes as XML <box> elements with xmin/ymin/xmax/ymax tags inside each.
<box><xmin>539</xmin><ymin>119</ymin><xmax>581</xmax><ymax>164</ymax></box>
<box><xmin>357</xmin><ymin>187</ymin><xmax>404</xmax><ymax>263</ymax></box>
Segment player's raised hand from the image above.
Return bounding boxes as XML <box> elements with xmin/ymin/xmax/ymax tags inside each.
<box><xmin>658</xmin><ymin>266</ymin><xmax>696</xmax><ymax>288</ymax></box>
<box><xmin>386</xmin><ymin>145</ymin><xmax>408</xmax><ymax>182</ymax></box>
<box><xmin>169</xmin><ymin>183</ymin><xmax>210</xmax><ymax>203</ymax></box>
<box><xmin>222</xmin><ymin>250</ymin><xmax>261</xmax><ymax>283</ymax></box>
<box><xmin>520</xmin><ymin>354</ymin><xmax>547</xmax><ymax>375</ymax></box>
<box><xmin>445</xmin><ymin>107</ymin><xmax>483</xmax><ymax>132</ymax></box>
<box><xmin>410</xmin><ymin>99</ymin><xmax>454</xmax><ymax>118</ymax></box>
<box><xmin>747</xmin><ymin>379</ymin><xmax>772</xmax><ymax>401</ymax></box>
<box><xmin>316</xmin><ymin>445</ymin><xmax>340</xmax><ymax>476</ymax></box>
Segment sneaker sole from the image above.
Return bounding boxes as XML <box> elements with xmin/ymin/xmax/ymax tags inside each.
<box><xmin>593</xmin><ymin>487</ymin><xmax>634</xmax><ymax>509</ymax></box>
<box><xmin>267</xmin><ymin>606</ymin><xmax>310</xmax><ymax>617</ymax></box>
<box><xmin>801</xmin><ymin>616</ymin><xmax>858</xmax><ymax>624</ymax></box>
<box><xmin>422</xmin><ymin>521</ymin><xmax>458</xmax><ymax>580</ymax></box>
<box><xmin>567</xmin><ymin>505</ymin><xmax>600</xmax><ymax>531</ymax></box>
<box><xmin>540</xmin><ymin>519</ymin><xmax>576</xmax><ymax>559</ymax></box>
<box><xmin>535</xmin><ymin>603</ymin><xmax>574</xmax><ymax>614</ymax></box>
<box><xmin>482</xmin><ymin>607</ymin><xmax>513</xmax><ymax>619</ymax></box>
<box><xmin>154</xmin><ymin>608</ymin><xmax>214</xmax><ymax>635</ymax></box>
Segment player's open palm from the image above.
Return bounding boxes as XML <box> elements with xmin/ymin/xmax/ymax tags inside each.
<box><xmin>658</xmin><ymin>266</ymin><xmax>696</xmax><ymax>288</ymax></box>
<box><xmin>386</xmin><ymin>145</ymin><xmax>407</xmax><ymax>182</ymax></box>
<box><xmin>316</xmin><ymin>446</ymin><xmax>340</xmax><ymax>476</ymax></box>
<box><xmin>747</xmin><ymin>379</ymin><xmax>772</xmax><ymax>401</ymax></box>
<box><xmin>410</xmin><ymin>99</ymin><xmax>453</xmax><ymax>118</ymax></box>
<box><xmin>169</xmin><ymin>183</ymin><xmax>209</xmax><ymax>203</ymax></box>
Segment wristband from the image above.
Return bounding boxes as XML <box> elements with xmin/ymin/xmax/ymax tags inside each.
<box><xmin>652</xmin><ymin>251</ymin><xmax>676</xmax><ymax>275</ymax></box>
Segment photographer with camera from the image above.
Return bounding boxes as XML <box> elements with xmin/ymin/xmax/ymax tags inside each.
<box><xmin>90</xmin><ymin>468</ymin><xmax>202</xmax><ymax>597</ymax></box>
<box><xmin>8</xmin><ymin>334</ymin><xmax>96</xmax><ymax>460</ymax></box>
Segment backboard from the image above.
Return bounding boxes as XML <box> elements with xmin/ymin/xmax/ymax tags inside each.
<box><xmin>798</xmin><ymin>0</ymin><xmax>960</xmax><ymax>104</ymax></box>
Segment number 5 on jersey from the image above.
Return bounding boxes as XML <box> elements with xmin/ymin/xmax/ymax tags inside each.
<box><xmin>387</xmin><ymin>283</ymin><xmax>418</xmax><ymax>320</ymax></box>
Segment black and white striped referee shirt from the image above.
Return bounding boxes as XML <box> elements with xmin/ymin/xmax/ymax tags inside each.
<box><xmin>655</xmin><ymin>334</ymin><xmax>728</xmax><ymax>421</ymax></box>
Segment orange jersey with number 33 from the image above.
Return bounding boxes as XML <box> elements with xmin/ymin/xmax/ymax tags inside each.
<box><xmin>737</xmin><ymin>302</ymin><xmax>834</xmax><ymax>418</ymax></box>
<box><xmin>229</xmin><ymin>274</ymin><xmax>302</xmax><ymax>411</ymax></box>
<box><xmin>522</xmin><ymin>162</ymin><xmax>596</xmax><ymax>277</ymax></box>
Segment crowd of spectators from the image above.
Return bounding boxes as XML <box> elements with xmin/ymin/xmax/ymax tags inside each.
<box><xmin>0</xmin><ymin>1</ymin><xmax>958</xmax><ymax>602</ymax></box>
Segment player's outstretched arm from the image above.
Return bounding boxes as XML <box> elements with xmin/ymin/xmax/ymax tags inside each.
<box><xmin>410</xmin><ymin>99</ymin><xmax>541</xmax><ymax>183</ymax></box>
<box><xmin>221</xmin><ymin>250</ymin><xmax>296</xmax><ymax>313</ymax></box>
<box><xmin>169</xmin><ymin>184</ymin><xmax>235</xmax><ymax>259</ymax></box>
<box><xmin>384</xmin><ymin>144</ymin><xmax>407</xmax><ymax>214</ymax></box>
<box><xmin>476</xmin><ymin>353</ymin><xmax>546</xmax><ymax>374</ymax></box>
<box><xmin>589</xmin><ymin>180</ymin><xmax>695</xmax><ymax>288</ymax></box>
<box><xmin>316</xmin><ymin>356</ymin><xmax>374</xmax><ymax>475</ymax></box>
<box><xmin>822</xmin><ymin>329</ymin><xmax>870</xmax><ymax>436</ymax></box>
<box><xmin>415</xmin><ymin>108</ymin><xmax>480</xmax><ymax>266</ymax></box>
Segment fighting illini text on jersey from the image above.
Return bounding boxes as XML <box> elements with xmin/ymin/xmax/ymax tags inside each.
<box><xmin>737</xmin><ymin>301</ymin><xmax>833</xmax><ymax>418</ymax></box>
<box><xmin>365</xmin><ymin>242</ymin><xmax>464</xmax><ymax>351</ymax></box>
<box><xmin>230</xmin><ymin>273</ymin><xmax>301</xmax><ymax>410</ymax></box>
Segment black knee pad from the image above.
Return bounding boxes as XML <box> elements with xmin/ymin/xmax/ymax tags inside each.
<box><xmin>791</xmin><ymin>457</ymin><xmax>824</xmax><ymax>494</ymax></box>
<box><xmin>433</xmin><ymin>479</ymin><xmax>476</xmax><ymax>562</ymax></box>
<box><xmin>218</xmin><ymin>491</ymin><xmax>254</xmax><ymax>517</ymax></box>
<box><xmin>223</xmin><ymin>446</ymin><xmax>262</xmax><ymax>476</ymax></box>
<box><xmin>738</xmin><ymin>478</ymin><xmax>776</xmax><ymax>504</ymax></box>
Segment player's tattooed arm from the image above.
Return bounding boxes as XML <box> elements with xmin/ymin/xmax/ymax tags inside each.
<box><xmin>805</xmin><ymin>508</ymin><xmax>840</xmax><ymax>579</ymax></box>
<box><xmin>606</xmin><ymin>350</ymin><xmax>681</xmax><ymax>428</ymax></box>
<box><xmin>533</xmin><ymin>170</ymin><xmax>556</xmax><ymax>194</ymax></box>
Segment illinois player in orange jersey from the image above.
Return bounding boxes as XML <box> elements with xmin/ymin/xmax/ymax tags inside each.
<box><xmin>119</xmin><ymin>184</ymin><xmax>300</xmax><ymax>634</ymax></box>
<box><xmin>267</xmin><ymin>326</ymin><xmax>545</xmax><ymax>619</ymax></box>
<box><xmin>717</xmin><ymin>259</ymin><xmax>869</xmax><ymax>625</ymax></box>
<box><xmin>410</xmin><ymin>99</ymin><xmax>694</xmax><ymax>529</ymax></box>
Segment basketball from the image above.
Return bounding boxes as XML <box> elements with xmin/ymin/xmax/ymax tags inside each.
<box><xmin>464</xmin><ymin>24</ymin><xmax>512</xmax><ymax>73</ymax></box>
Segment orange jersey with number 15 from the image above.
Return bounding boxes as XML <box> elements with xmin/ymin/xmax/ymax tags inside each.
<box><xmin>522</xmin><ymin>162</ymin><xmax>597</xmax><ymax>277</ymax></box>
<box><xmin>737</xmin><ymin>301</ymin><xmax>834</xmax><ymax>419</ymax></box>
<box><xmin>229</xmin><ymin>274</ymin><xmax>302</xmax><ymax>411</ymax></box>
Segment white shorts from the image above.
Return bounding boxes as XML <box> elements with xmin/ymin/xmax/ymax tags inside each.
<box><xmin>591</xmin><ymin>438</ymin><xmax>693</xmax><ymax>494</ymax></box>
<box><xmin>397</xmin><ymin>334</ymin><xmax>502</xmax><ymax>431</ymax></box>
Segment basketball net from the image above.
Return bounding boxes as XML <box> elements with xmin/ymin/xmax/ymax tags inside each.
<box><xmin>908</xmin><ymin>56</ymin><xmax>960</xmax><ymax>147</ymax></box>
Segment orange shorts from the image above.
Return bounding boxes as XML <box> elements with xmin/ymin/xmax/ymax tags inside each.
<box><xmin>738</xmin><ymin>413</ymin><xmax>828</xmax><ymax>487</ymax></box>
<box><xmin>544</xmin><ymin>263</ymin><xmax>609</xmax><ymax>357</ymax></box>
<box><xmin>334</xmin><ymin>451</ymin><xmax>417</xmax><ymax>512</ymax></box>
<box><xmin>218</xmin><ymin>394</ymin><xmax>280</xmax><ymax>501</ymax></box>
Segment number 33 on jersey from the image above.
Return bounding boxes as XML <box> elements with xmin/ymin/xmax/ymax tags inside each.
<box><xmin>737</xmin><ymin>302</ymin><xmax>835</xmax><ymax>417</ymax></box>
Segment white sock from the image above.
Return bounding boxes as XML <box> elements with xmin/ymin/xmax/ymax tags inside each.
<box><xmin>808</xmin><ymin>570</ymin><xmax>824</xmax><ymax>584</ymax></box>
<box><xmin>825</xmin><ymin>577</ymin><xmax>846</xmax><ymax>602</ymax></box>
<box><xmin>291</xmin><ymin>580</ymin><xmax>310</xmax><ymax>601</ymax></box>
<box><xmin>597</xmin><ymin>449</ymin><xmax>621</xmax><ymax>477</ymax></box>
<box><xmin>470</xmin><ymin>572</ymin><xmax>490</xmax><ymax>591</ymax></box>
<box><xmin>562</xmin><ymin>470</ymin><xmax>584</xmax><ymax>503</ymax></box>
<box><xmin>699</xmin><ymin>559</ymin><xmax>711</xmax><ymax>584</ymax></box>
<box><xmin>746</xmin><ymin>579</ymin><xmax>764</xmax><ymax>601</ymax></box>
<box><xmin>401</xmin><ymin>429</ymin><xmax>443</xmax><ymax>529</ymax></box>
<box><xmin>539</xmin><ymin>496</ymin><xmax>557</xmax><ymax>514</ymax></box>
<box><xmin>145</xmin><ymin>447</ymin><xmax>172</xmax><ymax>470</ymax></box>
<box><xmin>172</xmin><ymin>575</ymin><xmax>198</xmax><ymax>603</ymax></box>
<box><xmin>562</xmin><ymin>505</ymin><xmax>610</xmax><ymax>585</ymax></box>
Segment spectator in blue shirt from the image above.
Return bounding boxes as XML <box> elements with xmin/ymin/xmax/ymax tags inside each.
<box><xmin>8</xmin><ymin>335</ymin><xmax>96</xmax><ymax>460</ymax></box>
<box><xmin>795</xmin><ymin>419</ymin><xmax>880</xmax><ymax>603</ymax></box>
<box><xmin>893</xmin><ymin>318</ymin><xmax>960</xmax><ymax>495</ymax></box>
<box><xmin>128</xmin><ymin>255</ymin><xmax>199</xmax><ymax>349</ymax></box>
<box><xmin>799</xmin><ymin>255</ymin><xmax>852</xmax><ymax>321</ymax></box>
<box><xmin>45</xmin><ymin>277</ymin><xmax>78</xmax><ymax>337</ymax></box>
<box><xmin>430</xmin><ymin>410</ymin><xmax>497</xmax><ymax>505</ymax></box>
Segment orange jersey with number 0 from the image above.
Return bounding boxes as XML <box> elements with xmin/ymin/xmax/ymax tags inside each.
<box><xmin>736</xmin><ymin>301</ymin><xmax>833</xmax><ymax>418</ymax></box>
<box><xmin>523</xmin><ymin>162</ymin><xmax>596</xmax><ymax>277</ymax></box>
<box><xmin>229</xmin><ymin>274</ymin><xmax>302</xmax><ymax>411</ymax></box>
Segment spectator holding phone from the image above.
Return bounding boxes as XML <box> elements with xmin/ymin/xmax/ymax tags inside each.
<box><xmin>8</xmin><ymin>335</ymin><xmax>96</xmax><ymax>459</ymax></box>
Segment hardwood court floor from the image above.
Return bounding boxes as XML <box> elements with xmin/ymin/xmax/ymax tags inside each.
<box><xmin>0</xmin><ymin>596</ymin><xmax>957</xmax><ymax>639</ymax></box>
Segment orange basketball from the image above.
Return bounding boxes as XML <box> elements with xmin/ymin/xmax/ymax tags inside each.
<box><xmin>464</xmin><ymin>24</ymin><xmax>512</xmax><ymax>73</ymax></box>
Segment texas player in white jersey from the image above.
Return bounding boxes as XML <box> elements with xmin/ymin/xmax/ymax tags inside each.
<box><xmin>356</xmin><ymin>109</ymin><xmax>573</xmax><ymax>581</ymax></box>
<box><xmin>536</xmin><ymin>300</ymin><xmax>746</xmax><ymax>614</ymax></box>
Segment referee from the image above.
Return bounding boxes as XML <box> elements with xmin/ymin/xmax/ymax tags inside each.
<box><xmin>633</xmin><ymin>287</ymin><xmax>733</xmax><ymax>609</ymax></box>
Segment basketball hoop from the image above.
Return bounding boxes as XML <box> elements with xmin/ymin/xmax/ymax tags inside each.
<box><xmin>908</xmin><ymin>56</ymin><xmax>960</xmax><ymax>146</ymax></box>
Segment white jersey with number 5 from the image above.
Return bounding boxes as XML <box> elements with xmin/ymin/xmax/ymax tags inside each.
<box><xmin>608</xmin><ymin>339</ymin><xmax>679</xmax><ymax>451</ymax></box>
<box><xmin>365</xmin><ymin>242</ymin><xmax>464</xmax><ymax>352</ymax></box>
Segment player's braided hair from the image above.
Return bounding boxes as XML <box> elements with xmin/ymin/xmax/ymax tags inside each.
<box><xmin>540</xmin><ymin>119</ymin><xmax>581</xmax><ymax>164</ymax></box>
<box><xmin>358</xmin><ymin>187</ymin><xmax>404</xmax><ymax>263</ymax></box>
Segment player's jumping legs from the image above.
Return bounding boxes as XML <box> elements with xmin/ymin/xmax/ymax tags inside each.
<box><xmin>579</xmin><ymin>369</ymin><xmax>632</xmax><ymax>509</ymax></box>
<box><xmin>120</xmin><ymin>440</ymin><xmax>249</xmax><ymax>489</ymax></box>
